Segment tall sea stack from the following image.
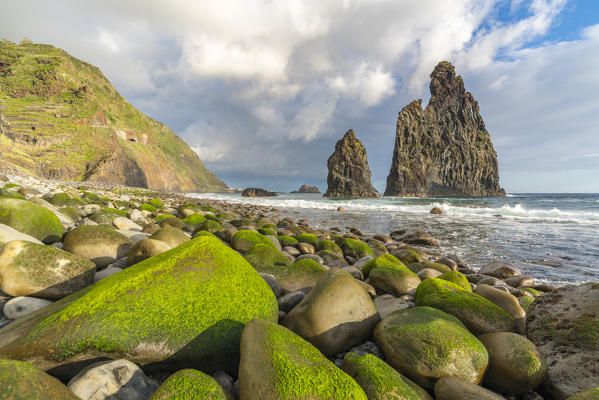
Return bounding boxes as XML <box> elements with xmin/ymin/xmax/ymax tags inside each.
<box><xmin>324</xmin><ymin>129</ymin><xmax>380</xmax><ymax>198</ymax></box>
<box><xmin>385</xmin><ymin>61</ymin><xmax>505</xmax><ymax>197</ymax></box>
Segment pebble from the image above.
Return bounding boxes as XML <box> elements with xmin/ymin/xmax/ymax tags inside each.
<box><xmin>259</xmin><ymin>273</ymin><xmax>282</xmax><ymax>297</ymax></box>
<box><xmin>277</xmin><ymin>291</ymin><xmax>305</xmax><ymax>313</ymax></box>
<box><xmin>3</xmin><ymin>297</ymin><xmax>53</xmax><ymax>319</ymax></box>
<box><xmin>296</xmin><ymin>254</ymin><xmax>325</xmax><ymax>264</ymax></box>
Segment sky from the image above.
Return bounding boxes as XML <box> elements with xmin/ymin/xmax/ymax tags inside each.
<box><xmin>1</xmin><ymin>0</ymin><xmax>599</xmax><ymax>193</ymax></box>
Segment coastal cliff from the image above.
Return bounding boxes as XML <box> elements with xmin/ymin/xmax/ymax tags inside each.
<box><xmin>385</xmin><ymin>61</ymin><xmax>505</xmax><ymax>197</ymax></box>
<box><xmin>0</xmin><ymin>40</ymin><xmax>226</xmax><ymax>192</ymax></box>
<box><xmin>324</xmin><ymin>129</ymin><xmax>379</xmax><ymax>198</ymax></box>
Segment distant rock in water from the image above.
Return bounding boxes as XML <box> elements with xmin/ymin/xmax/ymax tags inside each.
<box><xmin>241</xmin><ymin>188</ymin><xmax>277</xmax><ymax>197</ymax></box>
<box><xmin>324</xmin><ymin>129</ymin><xmax>380</xmax><ymax>198</ymax></box>
<box><xmin>385</xmin><ymin>61</ymin><xmax>505</xmax><ymax>197</ymax></box>
<box><xmin>291</xmin><ymin>185</ymin><xmax>320</xmax><ymax>194</ymax></box>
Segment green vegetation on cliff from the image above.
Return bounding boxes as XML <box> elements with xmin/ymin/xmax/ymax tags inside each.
<box><xmin>0</xmin><ymin>39</ymin><xmax>226</xmax><ymax>192</ymax></box>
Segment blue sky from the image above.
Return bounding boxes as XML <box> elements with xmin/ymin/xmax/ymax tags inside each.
<box><xmin>2</xmin><ymin>0</ymin><xmax>599</xmax><ymax>193</ymax></box>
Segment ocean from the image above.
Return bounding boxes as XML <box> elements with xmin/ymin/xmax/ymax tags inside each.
<box><xmin>189</xmin><ymin>192</ymin><xmax>599</xmax><ymax>286</ymax></box>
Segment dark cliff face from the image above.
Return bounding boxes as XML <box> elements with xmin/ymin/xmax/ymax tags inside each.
<box><xmin>324</xmin><ymin>129</ymin><xmax>380</xmax><ymax>198</ymax></box>
<box><xmin>385</xmin><ymin>61</ymin><xmax>505</xmax><ymax>197</ymax></box>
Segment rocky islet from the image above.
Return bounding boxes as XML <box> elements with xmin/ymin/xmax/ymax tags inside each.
<box><xmin>0</xmin><ymin>173</ymin><xmax>595</xmax><ymax>399</ymax></box>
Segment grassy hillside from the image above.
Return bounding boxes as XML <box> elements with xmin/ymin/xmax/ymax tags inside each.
<box><xmin>0</xmin><ymin>39</ymin><xmax>226</xmax><ymax>192</ymax></box>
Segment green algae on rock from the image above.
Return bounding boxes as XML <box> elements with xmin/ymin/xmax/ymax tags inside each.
<box><xmin>415</xmin><ymin>278</ymin><xmax>516</xmax><ymax>335</ymax></box>
<box><xmin>0</xmin><ymin>197</ymin><xmax>64</xmax><ymax>244</ymax></box>
<box><xmin>244</xmin><ymin>244</ymin><xmax>292</xmax><ymax>271</ymax></box>
<box><xmin>232</xmin><ymin>230</ymin><xmax>276</xmax><ymax>253</ymax></box>
<box><xmin>0</xmin><ymin>358</ymin><xmax>79</xmax><ymax>400</ymax></box>
<box><xmin>0</xmin><ymin>240</ymin><xmax>96</xmax><ymax>299</ymax></box>
<box><xmin>369</xmin><ymin>265</ymin><xmax>421</xmax><ymax>297</ymax></box>
<box><xmin>316</xmin><ymin>239</ymin><xmax>344</xmax><ymax>257</ymax></box>
<box><xmin>341</xmin><ymin>352</ymin><xmax>433</xmax><ymax>400</ymax></box>
<box><xmin>150</xmin><ymin>369</ymin><xmax>232</xmax><ymax>400</ymax></box>
<box><xmin>239</xmin><ymin>319</ymin><xmax>367</xmax><ymax>400</ymax></box>
<box><xmin>373</xmin><ymin>306</ymin><xmax>489</xmax><ymax>390</ymax></box>
<box><xmin>438</xmin><ymin>270</ymin><xmax>471</xmax><ymax>291</ymax></box>
<box><xmin>406</xmin><ymin>262</ymin><xmax>451</xmax><ymax>275</ymax></box>
<box><xmin>0</xmin><ymin>236</ymin><xmax>278</xmax><ymax>378</ymax></box>
<box><xmin>295</xmin><ymin>233</ymin><xmax>319</xmax><ymax>246</ymax></box>
<box><xmin>340</xmin><ymin>238</ymin><xmax>375</xmax><ymax>259</ymax></box>
<box><xmin>362</xmin><ymin>254</ymin><xmax>406</xmax><ymax>278</ymax></box>
<box><xmin>261</xmin><ymin>258</ymin><xmax>328</xmax><ymax>293</ymax></box>
<box><xmin>90</xmin><ymin>207</ymin><xmax>128</xmax><ymax>226</ymax></box>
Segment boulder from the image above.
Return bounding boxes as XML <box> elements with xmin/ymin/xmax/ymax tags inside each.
<box><xmin>324</xmin><ymin>129</ymin><xmax>380</xmax><ymax>198</ymax></box>
<box><xmin>0</xmin><ymin>237</ymin><xmax>278</xmax><ymax>379</ymax></box>
<box><xmin>63</xmin><ymin>225</ymin><xmax>135</xmax><ymax>267</ymax></box>
<box><xmin>281</xmin><ymin>268</ymin><xmax>379</xmax><ymax>356</ymax></box>
<box><xmin>415</xmin><ymin>278</ymin><xmax>516</xmax><ymax>335</ymax></box>
<box><xmin>479</xmin><ymin>261</ymin><xmax>522</xmax><ymax>279</ymax></box>
<box><xmin>262</xmin><ymin>258</ymin><xmax>327</xmax><ymax>293</ymax></box>
<box><xmin>67</xmin><ymin>359</ymin><xmax>158</xmax><ymax>400</ymax></box>
<box><xmin>0</xmin><ymin>198</ymin><xmax>64</xmax><ymax>244</ymax></box>
<box><xmin>390</xmin><ymin>229</ymin><xmax>439</xmax><ymax>247</ymax></box>
<box><xmin>232</xmin><ymin>230</ymin><xmax>276</xmax><ymax>253</ymax></box>
<box><xmin>434</xmin><ymin>377</ymin><xmax>505</xmax><ymax>400</ymax></box>
<box><xmin>0</xmin><ymin>359</ymin><xmax>79</xmax><ymax>399</ymax></box>
<box><xmin>474</xmin><ymin>284</ymin><xmax>526</xmax><ymax>333</ymax></box>
<box><xmin>238</xmin><ymin>319</ymin><xmax>367</xmax><ymax>399</ymax></box>
<box><xmin>149</xmin><ymin>225</ymin><xmax>190</xmax><ymax>248</ymax></box>
<box><xmin>406</xmin><ymin>262</ymin><xmax>451</xmax><ymax>274</ymax></box>
<box><xmin>243</xmin><ymin>244</ymin><xmax>292</xmax><ymax>272</ymax></box>
<box><xmin>127</xmin><ymin>238</ymin><xmax>171</xmax><ymax>265</ymax></box>
<box><xmin>150</xmin><ymin>369</ymin><xmax>232</xmax><ymax>400</ymax></box>
<box><xmin>368</xmin><ymin>265</ymin><xmax>421</xmax><ymax>296</ymax></box>
<box><xmin>241</xmin><ymin>188</ymin><xmax>277</xmax><ymax>197</ymax></box>
<box><xmin>340</xmin><ymin>238</ymin><xmax>375</xmax><ymax>259</ymax></box>
<box><xmin>0</xmin><ymin>223</ymin><xmax>43</xmax><ymax>245</ymax></box>
<box><xmin>0</xmin><ymin>240</ymin><xmax>96</xmax><ymax>299</ymax></box>
<box><xmin>362</xmin><ymin>254</ymin><xmax>405</xmax><ymax>278</ymax></box>
<box><xmin>342</xmin><ymin>352</ymin><xmax>432</xmax><ymax>400</ymax></box>
<box><xmin>374</xmin><ymin>294</ymin><xmax>411</xmax><ymax>319</ymax></box>
<box><xmin>527</xmin><ymin>282</ymin><xmax>599</xmax><ymax>399</ymax></box>
<box><xmin>565</xmin><ymin>388</ymin><xmax>599</xmax><ymax>400</ymax></box>
<box><xmin>438</xmin><ymin>270</ymin><xmax>471</xmax><ymax>291</ymax></box>
<box><xmin>3</xmin><ymin>296</ymin><xmax>53</xmax><ymax>319</ymax></box>
<box><xmin>479</xmin><ymin>332</ymin><xmax>547</xmax><ymax>395</ymax></box>
<box><xmin>374</xmin><ymin>306</ymin><xmax>488</xmax><ymax>390</ymax></box>
<box><xmin>112</xmin><ymin>216</ymin><xmax>142</xmax><ymax>231</ymax></box>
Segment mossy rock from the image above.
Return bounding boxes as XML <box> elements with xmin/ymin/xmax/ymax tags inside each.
<box><xmin>0</xmin><ymin>359</ymin><xmax>79</xmax><ymax>400</ymax></box>
<box><xmin>258</xmin><ymin>227</ymin><xmax>277</xmax><ymax>236</ymax></box>
<box><xmin>341</xmin><ymin>352</ymin><xmax>432</xmax><ymax>400</ymax></box>
<box><xmin>154</xmin><ymin>214</ymin><xmax>176</xmax><ymax>222</ymax></box>
<box><xmin>140</xmin><ymin>203</ymin><xmax>158</xmax><ymax>212</ymax></box>
<box><xmin>200</xmin><ymin>220</ymin><xmax>222</xmax><ymax>234</ymax></box>
<box><xmin>566</xmin><ymin>388</ymin><xmax>599</xmax><ymax>400</ymax></box>
<box><xmin>60</xmin><ymin>206</ymin><xmax>80</xmax><ymax>221</ymax></box>
<box><xmin>407</xmin><ymin>262</ymin><xmax>451</xmax><ymax>274</ymax></box>
<box><xmin>159</xmin><ymin>216</ymin><xmax>188</xmax><ymax>231</ymax></box>
<box><xmin>3</xmin><ymin>183</ymin><xmax>22</xmax><ymax>189</ymax></box>
<box><xmin>0</xmin><ymin>237</ymin><xmax>279</xmax><ymax>379</ymax></box>
<box><xmin>149</xmin><ymin>225</ymin><xmax>190</xmax><ymax>248</ymax></box>
<box><xmin>295</xmin><ymin>233</ymin><xmax>319</xmax><ymax>246</ymax></box>
<box><xmin>362</xmin><ymin>254</ymin><xmax>406</xmax><ymax>277</ymax></box>
<box><xmin>415</xmin><ymin>278</ymin><xmax>516</xmax><ymax>335</ymax></box>
<box><xmin>391</xmin><ymin>249</ymin><xmax>424</xmax><ymax>264</ymax></box>
<box><xmin>150</xmin><ymin>369</ymin><xmax>232</xmax><ymax>400</ymax></box>
<box><xmin>63</xmin><ymin>225</ymin><xmax>135</xmax><ymax>267</ymax></box>
<box><xmin>262</xmin><ymin>258</ymin><xmax>327</xmax><ymax>293</ymax></box>
<box><xmin>316</xmin><ymin>239</ymin><xmax>344</xmax><ymax>257</ymax></box>
<box><xmin>520</xmin><ymin>287</ymin><xmax>541</xmax><ymax>296</ymax></box>
<box><xmin>239</xmin><ymin>319</ymin><xmax>367</xmax><ymax>399</ymax></box>
<box><xmin>48</xmin><ymin>192</ymin><xmax>83</xmax><ymax>207</ymax></box>
<box><xmin>260</xmin><ymin>223</ymin><xmax>278</xmax><ymax>231</ymax></box>
<box><xmin>82</xmin><ymin>192</ymin><xmax>101</xmax><ymax>202</ymax></box>
<box><xmin>0</xmin><ymin>188</ymin><xmax>26</xmax><ymax>199</ymax></box>
<box><xmin>232</xmin><ymin>230</ymin><xmax>275</xmax><ymax>253</ymax></box>
<box><xmin>149</xmin><ymin>198</ymin><xmax>165</xmax><ymax>209</ymax></box>
<box><xmin>373</xmin><ymin>306</ymin><xmax>489</xmax><ymax>390</ymax></box>
<box><xmin>315</xmin><ymin>249</ymin><xmax>348</xmax><ymax>267</ymax></box>
<box><xmin>244</xmin><ymin>244</ymin><xmax>292</xmax><ymax>271</ymax></box>
<box><xmin>90</xmin><ymin>207</ymin><xmax>128</xmax><ymax>226</ymax></box>
<box><xmin>0</xmin><ymin>240</ymin><xmax>96</xmax><ymax>299</ymax></box>
<box><xmin>203</xmin><ymin>213</ymin><xmax>219</xmax><ymax>222</ymax></box>
<box><xmin>0</xmin><ymin>198</ymin><xmax>64</xmax><ymax>244</ymax></box>
<box><xmin>230</xmin><ymin>218</ymin><xmax>253</xmax><ymax>228</ymax></box>
<box><xmin>277</xmin><ymin>235</ymin><xmax>298</xmax><ymax>246</ymax></box>
<box><xmin>438</xmin><ymin>271</ymin><xmax>471</xmax><ymax>291</ymax></box>
<box><xmin>193</xmin><ymin>230</ymin><xmax>219</xmax><ymax>239</ymax></box>
<box><xmin>369</xmin><ymin>265</ymin><xmax>421</xmax><ymax>297</ymax></box>
<box><xmin>518</xmin><ymin>296</ymin><xmax>535</xmax><ymax>310</ymax></box>
<box><xmin>340</xmin><ymin>238</ymin><xmax>375</xmax><ymax>259</ymax></box>
<box><xmin>182</xmin><ymin>213</ymin><xmax>207</xmax><ymax>229</ymax></box>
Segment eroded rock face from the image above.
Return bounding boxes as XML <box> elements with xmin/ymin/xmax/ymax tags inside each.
<box><xmin>324</xmin><ymin>129</ymin><xmax>380</xmax><ymax>198</ymax></box>
<box><xmin>385</xmin><ymin>61</ymin><xmax>505</xmax><ymax>197</ymax></box>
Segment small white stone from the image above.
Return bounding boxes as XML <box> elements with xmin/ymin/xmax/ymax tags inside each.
<box><xmin>3</xmin><ymin>297</ymin><xmax>53</xmax><ymax>319</ymax></box>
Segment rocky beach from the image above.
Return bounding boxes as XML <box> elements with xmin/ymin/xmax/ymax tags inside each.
<box><xmin>0</xmin><ymin>171</ymin><xmax>596</xmax><ymax>400</ymax></box>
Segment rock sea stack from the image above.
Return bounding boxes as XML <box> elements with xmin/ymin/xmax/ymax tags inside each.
<box><xmin>292</xmin><ymin>185</ymin><xmax>320</xmax><ymax>193</ymax></box>
<box><xmin>241</xmin><ymin>188</ymin><xmax>277</xmax><ymax>197</ymax></box>
<box><xmin>324</xmin><ymin>129</ymin><xmax>380</xmax><ymax>198</ymax></box>
<box><xmin>385</xmin><ymin>61</ymin><xmax>505</xmax><ymax>197</ymax></box>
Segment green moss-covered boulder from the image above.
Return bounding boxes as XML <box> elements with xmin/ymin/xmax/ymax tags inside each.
<box><xmin>154</xmin><ymin>214</ymin><xmax>176</xmax><ymax>222</ymax></box>
<box><xmin>0</xmin><ymin>237</ymin><xmax>278</xmax><ymax>379</ymax></box>
<box><xmin>0</xmin><ymin>198</ymin><xmax>64</xmax><ymax>244</ymax></box>
<box><xmin>479</xmin><ymin>332</ymin><xmax>547</xmax><ymax>395</ymax></box>
<box><xmin>149</xmin><ymin>225</ymin><xmax>190</xmax><ymax>248</ymax></box>
<box><xmin>341</xmin><ymin>352</ymin><xmax>432</xmax><ymax>400</ymax></box>
<box><xmin>239</xmin><ymin>319</ymin><xmax>367</xmax><ymax>400</ymax></box>
<box><xmin>232</xmin><ymin>230</ymin><xmax>276</xmax><ymax>253</ymax></box>
<box><xmin>60</xmin><ymin>206</ymin><xmax>81</xmax><ymax>222</ymax></box>
<box><xmin>369</xmin><ymin>265</ymin><xmax>421</xmax><ymax>297</ymax></box>
<box><xmin>295</xmin><ymin>233</ymin><xmax>319</xmax><ymax>246</ymax></box>
<box><xmin>373</xmin><ymin>306</ymin><xmax>489</xmax><ymax>390</ymax></box>
<box><xmin>391</xmin><ymin>249</ymin><xmax>425</xmax><ymax>265</ymax></box>
<box><xmin>182</xmin><ymin>213</ymin><xmax>207</xmax><ymax>229</ymax></box>
<box><xmin>244</xmin><ymin>244</ymin><xmax>292</xmax><ymax>271</ymax></box>
<box><xmin>159</xmin><ymin>216</ymin><xmax>188</xmax><ymax>231</ymax></box>
<box><xmin>82</xmin><ymin>192</ymin><xmax>101</xmax><ymax>202</ymax></box>
<box><xmin>140</xmin><ymin>203</ymin><xmax>158</xmax><ymax>212</ymax></box>
<box><xmin>258</xmin><ymin>227</ymin><xmax>277</xmax><ymax>236</ymax></box>
<box><xmin>199</xmin><ymin>220</ymin><xmax>221</xmax><ymax>234</ymax></box>
<box><xmin>340</xmin><ymin>238</ymin><xmax>375</xmax><ymax>259</ymax></box>
<box><xmin>127</xmin><ymin>238</ymin><xmax>172</xmax><ymax>265</ymax></box>
<box><xmin>193</xmin><ymin>230</ymin><xmax>219</xmax><ymax>239</ymax></box>
<box><xmin>0</xmin><ymin>359</ymin><xmax>79</xmax><ymax>400</ymax></box>
<box><xmin>518</xmin><ymin>295</ymin><xmax>535</xmax><ymax>310</ymax></box>
<box><xmin>567</xmin><ymin>388</ymin><xmax>599</xmax><ymax>400</ymax></box>
<box><xmin>438</xmin><ymin>271</ymin><xmax>471</xmax><ymax>291</ymax></box>
<box><xmin>263</xmin><ymin>258</ymin><xmax>327</xmax><ymax>293</ymax></box>
<box><xmin>316</xmin><ymin>249</ymin><xmax>348</xmax><ymax>267</ymax></box>
<box><xmin>150</xmin><ymin>369</ymin><xmax>232</xmax><ymax>400</ymax></box>
<box><xmin>362</xmin><ymin>254</ymin><xmax>406</xmax><ymax>277</ymax></box>
<box><xmin>415</xmin><ymin>278</ymin><xmax>516</xmax><ymax>335</ymax></box>
<box><xmin>316</xmin><ymin>239</ymin><xmax>344</xmax><ymax>257</ymax></box>
<box><xmin>90</xmin><ymin>207</ymin><xmax>128</xmax><ymax>226</ymax></box>
<box><xmin>277</xmin><ymin>235</ymin><xmax>298</xmax><ymax>246</ymax></box>
<box><xmin>149</xmin><ymin>198</ymin><xmax>164</xmax><ymax>209</ymax></box>
<box><xmin>63</xmin><ymin>225</ymin><xmax>135</xmax><ymax>267</ymax></box>
<box><xmin>407</xmin><ymin>262</ymin><xmax>451</xmax><ymax>274</ymax></box>
<box><xmin>48</xmin><ymin>192</ymin><xmax>83</xmax><ymax>207</ymax></box>
<box><xmin>0</xmin><ymin>188</ymin><xmax>26</xmax><ymax>199</ymax></box>
<box><xmin>0</xmin><ymin>240</ymin><xmax>96</xmax><ymax>299</ymax></box>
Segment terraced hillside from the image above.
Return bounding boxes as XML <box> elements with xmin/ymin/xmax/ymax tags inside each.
<box><xmin>0</xmin><ymin>39</ymin><xmax>226</xmax><ymax>192</ymax></box>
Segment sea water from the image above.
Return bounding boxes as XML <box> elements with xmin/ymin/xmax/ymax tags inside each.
<box><xmin>189</xmin><ymin>192</ymin><xmax>599</xmax><ymax>286</ymax></box>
